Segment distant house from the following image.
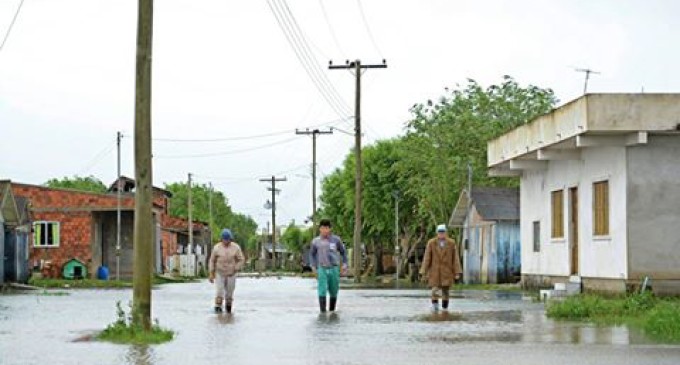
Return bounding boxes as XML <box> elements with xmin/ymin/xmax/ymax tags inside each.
<box><xmin>487</xmin><ymin>94</ymin><xmax>680</xmax><ymax>294</ymax></box>
<box><xmin>450</xmin><ymin>187</ymin><xmax>521</xmax><ymax>284</ymax></box>
<box><xmin>9</xmin><ymin>177</ymin><xmax>209</xmax><ymax>280</ymax></box>
<box><xmin>0</xmin><ymin>181</ymin><xmax>31</xmax><ymax>284</ymax></box>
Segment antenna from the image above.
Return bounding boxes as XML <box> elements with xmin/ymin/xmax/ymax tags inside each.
<box><xmin>574</xmin><ymin>67</ymin><xmax>601</xmax><ymax>94</ymax></box>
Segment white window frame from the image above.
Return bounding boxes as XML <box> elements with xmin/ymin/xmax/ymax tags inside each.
<box><xmin>33</xmin><ymin>221</ymin><xmax>60</xmax><ymax>248</ymax></box>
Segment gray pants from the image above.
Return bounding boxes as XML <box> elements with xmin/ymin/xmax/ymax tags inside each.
<box><xmin>215</xmin><ymin>273</ymin><xmax>237</xmax><ymax>305</ymax></box>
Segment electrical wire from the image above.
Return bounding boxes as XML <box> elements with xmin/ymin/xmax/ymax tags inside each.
<box><xmin>0</xmin><ymin>0</ymin><xmax>24</xmax><ymax>54</ymax></box>
<box><xmin>356</xmin><ymin>0</ymin><xmax>384</xmax><ymax>59</ymax></box>
<box><xmin>153</xmin><ymin>136</ymin><xmax>299</xmax><ymax>159</ymax></box>
<box><xmin>318</xmin><ymin>0</ymin><xmax>346</xmax><ymax>58</ymax></box>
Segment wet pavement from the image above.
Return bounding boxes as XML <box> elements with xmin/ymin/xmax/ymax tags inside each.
<box><xmin>2</xmin><ymin>277</ymin><xmax>680</xmax><ymax>365</ymax></box>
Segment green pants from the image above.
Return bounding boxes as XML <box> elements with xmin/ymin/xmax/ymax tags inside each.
<box><xmin>317</xmin><ymin>266</ymin><xmax>340</xmax><ymax>298</ymax></box>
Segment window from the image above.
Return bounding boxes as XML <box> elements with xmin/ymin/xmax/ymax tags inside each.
<box><xmin>551</xmin><ymin>190</ymin><xmax>564</xmax><ymax>238</ymax></box>
<box><xmin>533</xmin><ymin>221</ymin><xmax>541</xmax><ymax>252</ymax></box>
<box><xmin>33</xmin><ymin>222</ymin><xmax>60</xmax><ymax>248</ymax></box>
<box><xmin>593</xmin><ymin>181</ymin><xmax>609</xmax><ymax>236</ymax></box>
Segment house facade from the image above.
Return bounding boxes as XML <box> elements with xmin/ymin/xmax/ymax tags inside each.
<box><xmin>487</xmin><ymin>94</ymin><xmax>680</xmax><ymax>294</ymax></box>
<box><xmin>450</xmin><ymin>187</ymin><xmax>521</xmax><ymax>284</ymax></box>
<box><xmin>10</xmin><ymin>178</ymin><xmax>209</xmax><ymax>279</ymax></box>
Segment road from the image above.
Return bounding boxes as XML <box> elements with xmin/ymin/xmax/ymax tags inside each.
<box><xmin>1</xmin><ymin>277</ymin><xmax>679</xmax><ymax>365</ymax></box>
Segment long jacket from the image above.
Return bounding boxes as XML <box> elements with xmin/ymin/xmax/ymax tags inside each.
<box><xmin>209</xmin><ymin>242</ymin><xmax>245</xmax><ymax>277</ymax></box>
<box><xmin>419</xmin><ymin>237</ymin><xmax>462</xmax><ymax>287</ymax></box>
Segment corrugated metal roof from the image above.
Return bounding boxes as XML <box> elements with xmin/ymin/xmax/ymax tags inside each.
<box><xmin>449</xmin><ymin>187</ymin><xmax>519</xmax><ymax>226</ymax></box>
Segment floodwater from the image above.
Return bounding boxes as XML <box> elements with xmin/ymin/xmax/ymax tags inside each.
<box><xmin>1</xmin><ymin>277</ymin><xmax>680</xmax><ymax>365</ymax></box>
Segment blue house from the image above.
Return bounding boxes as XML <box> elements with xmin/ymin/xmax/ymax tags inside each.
<box><xmin>450</xmin><ymin>187</ymin><xmax>520</xmax><ymax>284</ymax></box>
<box><xmin>0</xmin><ymin>181</ymin><xmax>31</xmax><ymax>285</ymax></box>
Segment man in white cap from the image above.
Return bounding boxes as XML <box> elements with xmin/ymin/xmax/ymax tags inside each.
<box><xmin>419</xmin><ymin>224</ymin><xmax>462</xmax><ymax>311</ymax></box>
<box><xmin>209</xmin><ymin>228</ymin><xmax>245</xmax><ymax>313</ymax></box>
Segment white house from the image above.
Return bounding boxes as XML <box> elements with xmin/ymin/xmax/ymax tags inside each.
<box><xmin>487</xmin><ymin>94</ymin><xmax>680</xmax><ymax>294</ymax></box>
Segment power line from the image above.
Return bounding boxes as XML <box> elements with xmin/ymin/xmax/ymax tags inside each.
<box><xmin>266</xmin><ymin>0</ymin><xmax>352</xmax><ymax>119</ymax></box>
<box><xmin>153</xmin><ymin>136</ymin><xmax>299</xmax><ymax>159</ymax></box>
<box><xmin>318</xmin><ymin>0</ymin><xmax>346</xmax><ymax>58</ymax></box>
<box><xmin>0</xmin><ymin>0</ymin><xmax>24</xmax><ymax>54</ymax></box>
<box><xmin>152</xmin><ymin>117</ymin><xmax>349</xmax><ymax>142</ymax></box>
<box><xmin>356</xmin><ymin>0</ymin><xmax>384</xmax><ymax>58</ymax></box>
<box><xmin>78</xmin><ymin>140</ymin><xmax>117</xmax><ymax>175</ymax></box>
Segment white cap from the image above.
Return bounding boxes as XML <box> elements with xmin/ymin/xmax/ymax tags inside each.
<box><xmin>436</xmin><ymin>224</ymin><xmax>447</xmax><ymax>232</ymax></box>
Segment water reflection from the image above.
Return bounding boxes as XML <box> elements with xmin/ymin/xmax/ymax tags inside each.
<box><xmin>125</xmin><ymin>345</ymin><xmax>155</xmax><ymax>365</ymax></box>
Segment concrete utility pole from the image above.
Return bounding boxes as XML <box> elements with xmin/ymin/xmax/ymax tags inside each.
<box><xmin>116</xmin><ymin>131</ymin><xmax>122</xmax><ymax>281</ymax></box>
<box><xmin>259</xmin><ymin>176</ymin><xmax>286</xmax><ymax>269</ymax></box>
<box><xmin>187</xmin><ymin>172</ymin><xmax>193</xmax><ymax>255</ymax></box>
<box><xmin>393</xmin><ymin>190</ymin><xmax>400</xmax><ymax>287</ymax></box>
<box><xmin>295</xmin><ymin>128</ymin><xmax>333</xmax><ymax>232</ymax></box>
<box><xmin>575</xmin><ymin>67</ymin><xmax>601</xmax><ymax>94</ymax></box>
<box><xmin>329</xmin><ymin>59</ymin><xmax>387</xmax><ymax>283</ymax></box>
<box><xmin>132</xmin><ymin>0</ymin><xmax>153</xmax><ymax>331</ymax></box>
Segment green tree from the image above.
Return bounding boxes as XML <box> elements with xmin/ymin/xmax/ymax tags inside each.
<box><xmin>281</xmin><ymin>222</ymin><xmax>304</xmax><ymax>254</ymax></box>
<box><xmin>44</xmin><ymin>175</ymin><xmax>108</xmax><ymax>193</ymax></box>
<box><xmin>164</xmin><ymin>182</ymin><xmax>258</xmax><ymax>247</ymax></box>
<box><xmin>319</xmin><ymin>76</ymin><xmax>556</xmax><ymax>276</ymax></box>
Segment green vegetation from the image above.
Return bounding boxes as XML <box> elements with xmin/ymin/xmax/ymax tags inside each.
<box><xmin>547</xmin><ymin>293</ymin><xmax>680</xmax><ymax>342</ymax></box>
<box><xmin>319</xmin><ymin>77</ymin><xmax>556</xmax><ymax>274</ymax></box>
<box><xmin>44</xmin><ymin>175</ymin><xmax>108</xmax><ymax>193</ymax></box>
<box><xmin>280</xmin><ymin>222</ymin><xmax>315</xmax><ymax>255</ymax></box>
<box><xmin>164</xmin><ymin>182</ymin><xmax>258</xmax><ymax>253</ymax></box>
<box><xmin>97</xmin><ymin>301</ymin><xmax>173</xmax><ymax>345</ymax></box>
<box><xmin>29</xmin><ymin>275</ymin><xmax>197</xmax><ymax>289</ymax></box>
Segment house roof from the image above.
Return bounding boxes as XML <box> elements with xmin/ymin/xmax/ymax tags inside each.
<box><xmin>263</xmin><ymin>242</ymin><xmax>288</xmax><ymax>253</ymax></box>
<box><xmin>0</xmin><ymin>180</ymin><xmax>20</xmax><ymax>224</ymax></box>
<box><xmin>449</xmin><ymin>187</ymin><xmax>519</xmax><ymax>226</ymax></box>
<box><xmin>108</xmin><ymin>176</ymin><xmax>173</xmax><ymax>198</ymax></box>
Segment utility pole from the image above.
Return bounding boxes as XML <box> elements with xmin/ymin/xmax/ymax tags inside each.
<box><xmin>393</xmin><ymin>190</ymin><xmax>400</xmax><ymax>287</ymax></box>
<box><xmin>295</xmin><ymin>128</ymin><xmax>333</xmax><ymax>232</ymax></box>
<box><xmin>132</xmin><ymin>0</ymin><xmax>153</xmax><ymax>331</ymax></box>
<box><xmin>575</xmin><ymin>67</ymin><xmax>601</xmax><ymax>94</ymax></box>
<box><xmin>329</xmin><ymin>59</ymin><xmax>387</xmax><ymax>283</ymax></box>
<box><xmin>259</xmin><ymin>176</ymin><xmax>286</xmax><ymax>269</ymax></box>
<box><xmin>208</xmin><ymin>182</ymin><xmax>214</xmax><ymax>242</ymax></box>
<box><xmin>187</xmin><ymin>172</ymin><xmax>193</xmax><ymax>255</ymax></box>
<box><xmin>116</xmin><ymin>131</ymin><xmax>122</xmax><ymax>281</ymax></box>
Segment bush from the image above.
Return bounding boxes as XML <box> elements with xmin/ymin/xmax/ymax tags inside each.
<box><xmin>97</xmin><ymin>301</ymin><xmax>174</xmax><ymax>345</ymax></box>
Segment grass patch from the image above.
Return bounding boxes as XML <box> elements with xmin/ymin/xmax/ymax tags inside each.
<box><xmin>547</xmin><ymin>292</ymin><xmax>680</xmax><ymax>342</ymax></box>
<box><xmin>97</xmin><ymin>301</ymin><xmax>174</xmax><ymax>345</ymax></box>
<box><xmin>28</xmin><ymin>275</ymin><xmax>197</xmax><ymax>289</ymax></box>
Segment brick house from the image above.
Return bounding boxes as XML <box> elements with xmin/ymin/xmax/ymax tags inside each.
<box><xmin>10</xmin><ymin>177</ymin><xmax>209</xmax><ymax>279</ymax></box>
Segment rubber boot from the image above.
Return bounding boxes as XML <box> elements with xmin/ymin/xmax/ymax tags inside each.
<box><xmin>442</xmin><ymin>300</ymin><xmax>449</xmax><ymax>310</ymax></box>
<box><xmin>215</xmin><ymin>297</ymin><xmax>223</xmax><ymax>313</ymax></box>
<box><xmin>329</xmin><ymin>297</ymin><xmax>337</xmax><ymax>312</ymax></box>
<box><xmin>319</xmin><ymin>296</ymin><xmax>327</xmax><ymax>313</ymax></box>
<box><xmin>226</xmin><ymin>303</ymin><xmax>232</xmax><ymax>314</ymax></box>
<box><xmin>431</xmin><ymin>299</ymin><xmax>440</xmax><ymax>312</ymax></box>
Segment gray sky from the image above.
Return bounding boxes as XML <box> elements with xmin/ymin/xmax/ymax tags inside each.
<box><xmin>1</xmin><ymin>0</ymin><xmax>679</xmax><ymax>229</ymax></box>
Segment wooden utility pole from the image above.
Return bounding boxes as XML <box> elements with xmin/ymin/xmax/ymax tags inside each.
<box><xmin>132</xmin><ymin>0</ymin><xmax>153</xmax><ymax>331</ymax></box>
<box><xmin>295</xmin><ymin>128</ymin><xmax>333</xmax><ymax>232</ymax></box>
<box><xmin>187</xmin><ymin>172</ymin><xmax>193</xmax><ymax>254</ymax></box>
<box><xmin>208</xmin><ymin>182</ymin><xmax>214</xmax><ymax>241</ymax></box>
<box><xmin>259</xmin><ymin>176</ymin><xmax>286</xmax><ymax>269</ymax></box>
<box><xmin>329</xmin><ymin>59</ymin><xmax>387</xmax><ymax>283</ymax></box>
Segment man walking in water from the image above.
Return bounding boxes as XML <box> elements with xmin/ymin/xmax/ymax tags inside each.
<box><xmin>209</xmin><ymin>228</ymin><xmax>245</xmax><ymax>313</ymax></box>
<box><xmin>420</xmin><ymin>224</ymin><xmax>462</xmax><ymax>311</ymax></box>
<box><xmin>310</xmin><ymin>219</ymin><xmax>348</xmax><ymax>313</ymax></box>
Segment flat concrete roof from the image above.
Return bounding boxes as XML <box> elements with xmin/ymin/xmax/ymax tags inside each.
<box><xmin>487</xmin><ymin>94</ymin><xmax>680</xmax><ymax>172</ymax></box>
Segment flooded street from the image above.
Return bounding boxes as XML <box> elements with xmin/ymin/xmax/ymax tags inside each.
<box><xmin>2</xmin><ymin>277</ymin><xmax>680</xmax><ymax>365</ymax></box>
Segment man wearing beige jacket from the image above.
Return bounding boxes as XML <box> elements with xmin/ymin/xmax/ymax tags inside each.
<box><xmin>209</xmin><ymin>228</ymin><xmax>245</xmax><ymax>313</ymax></box>
<box><xmin>420</xmin><ymin>224</ymin><xmax>462</xmax><ymax>311</ymax></box>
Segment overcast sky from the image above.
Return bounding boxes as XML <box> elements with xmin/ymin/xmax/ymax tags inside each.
<box><xmin>1</xmin><ymin>0</ymin><xmax>679</xmax><ymax>230</ymax></box>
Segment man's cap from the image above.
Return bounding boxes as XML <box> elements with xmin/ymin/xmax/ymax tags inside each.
<box><xmin>221</xmin><ymin>228</ymin><xmax>233</xmax><ymax>241</ymax></box>
<box><xmin>436</xmin><ymin>224</ymin><xmax>447</xmax><ymax>233</ymax></box>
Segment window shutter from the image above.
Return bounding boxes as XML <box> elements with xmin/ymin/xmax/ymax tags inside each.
<box><xmin>34</xmin><ymin>223</ymin><xmax>41</xmax><ymax>246</ymax></box>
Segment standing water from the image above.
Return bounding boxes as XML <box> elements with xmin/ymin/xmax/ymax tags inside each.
<box><xmin>1</xmin><ymin>277</ymin><xmax>679</xmax><ymax>365</ymax></box>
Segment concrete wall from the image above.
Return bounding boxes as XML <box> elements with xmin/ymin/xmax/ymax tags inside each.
<box><xmin>521</xmin><ymin>146</ymin><xmax>628</xmax><ymax>280</ymax></box>
<box><xmin>627</xmin><ymin>135</ymin><xmax>680</xmax><ymax>280</ymax></box>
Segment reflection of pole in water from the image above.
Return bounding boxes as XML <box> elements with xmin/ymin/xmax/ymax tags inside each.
<box><xmin>126</xmin><ymin>344</ymin><xmax>154</xmax><ymax>365</ymax></box>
